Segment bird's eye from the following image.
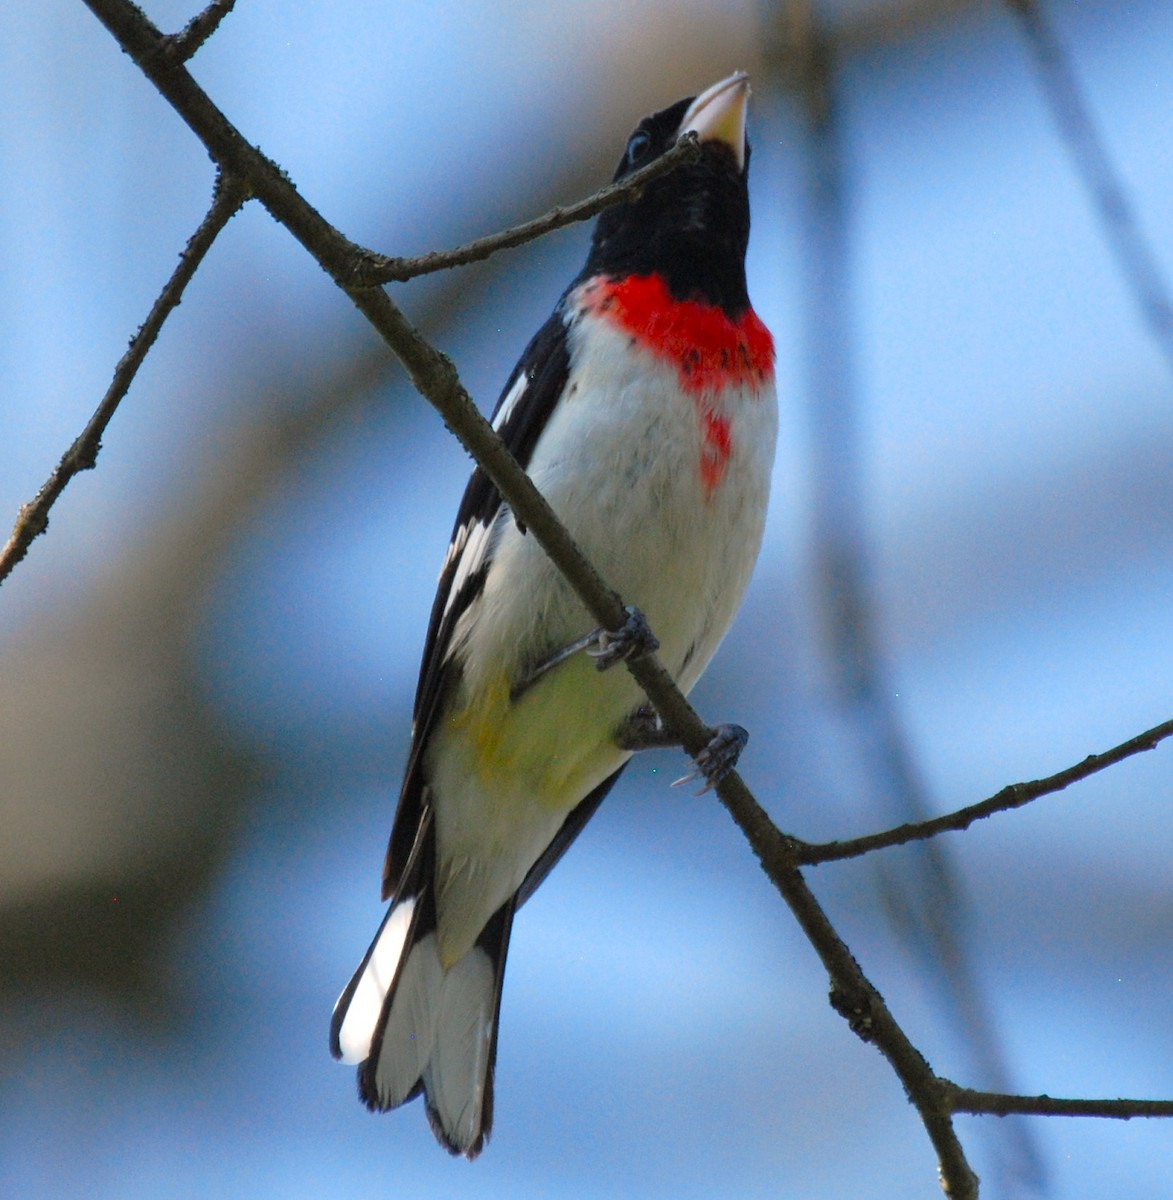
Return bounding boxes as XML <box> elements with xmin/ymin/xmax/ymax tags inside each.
<box><xmin>626</xmin><ymin>131</ymin><xmax>652</xmax><ymax>166</ymax></box>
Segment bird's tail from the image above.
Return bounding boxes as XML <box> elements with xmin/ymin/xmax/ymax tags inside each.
<box><xmin>330</xmin><ymin>888</ymin><xmax>515</xmax><ymax>1158</ymax></box>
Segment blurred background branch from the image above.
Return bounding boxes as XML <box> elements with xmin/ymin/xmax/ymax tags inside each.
<box><xmin>764</xmin><ymin>0</ymin><xmax>1042</xmax><ymax>1191</ymax></box>
<box><xmin>1004</xmin><ymin>0</ymin><xmax>1173</xmax><ymax>376</ymax></box>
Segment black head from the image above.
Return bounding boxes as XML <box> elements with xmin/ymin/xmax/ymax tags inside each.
<box><xmin>581</xmin><ymin>74</ymin><xmax>753</xmax><ymax>315</ymax></box>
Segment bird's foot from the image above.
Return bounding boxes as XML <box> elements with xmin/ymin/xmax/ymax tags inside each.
<box><xmin>672</xmin><ymin>724</ymin><xmax>748</xmax><ymax>794</ymax></box>
<box><xmin>586</xmin><ymin>605</ymin><xmax>660</xmax><ymax>672</ymax></box>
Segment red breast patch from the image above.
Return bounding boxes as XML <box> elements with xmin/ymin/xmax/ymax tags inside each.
<box><xmin>577</xmin><ymin>273</ymin><xmax>775</xmax><ymax>395</ymax></box>
<box><xmin>699</xmin><ymin>409</ymin><xmax>732</xmax><ymax>492</ymax></box>
<box><xmin>578</xmin><ymin>274</ymin><xmax>773</xmax><ymax>494</ymax></box>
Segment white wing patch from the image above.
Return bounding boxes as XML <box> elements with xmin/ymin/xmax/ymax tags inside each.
<box><xmin>492</xmin><ymin>370</ymin><xmax>528</xmax><ymax>432</ymax></box>
<box><xmin>441</xmin><ymin>517</ymin><xmax>493</xmax><ymax>619</ymax></box>
<box><xmin>334</xmin><ymin>898</ymin><xmax>416</xmax><ymax>1064</ymax></box>
<box><xmin>439</xmin><ymin>519</ymin><xmax>470</xmax><ymax>577</ymax></box>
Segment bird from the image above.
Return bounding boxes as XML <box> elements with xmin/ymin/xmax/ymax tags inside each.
<box><xmin>330</xmin><ymin>70</ymin><xmax>777</xmax><ymax>1158</ymax></box>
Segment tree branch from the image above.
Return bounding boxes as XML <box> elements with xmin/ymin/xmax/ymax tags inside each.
<box><xmin>351</xmin><ymin>134</ymin><xmax>702</xmax><ymax>285</ymax></box>
<box><xmin>798</xmin><ymin>716</ymin><xmax>1173</xmax><ymax>865</ymax></box>
<box><xmin>945</xmin><ymin>1082</ymin><xmax>1173</xmax><ymax>1120</ymax></box>
<box><xmin>0</xmin><ymin>171</ymin><xmax>247</xmax><ymax>587</ymax></box>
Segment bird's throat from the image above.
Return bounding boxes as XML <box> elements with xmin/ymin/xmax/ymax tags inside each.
<box><xmin>574</xmin><ymin>273</ymin><xmax>774</xmax><ymax>396</ymax></box>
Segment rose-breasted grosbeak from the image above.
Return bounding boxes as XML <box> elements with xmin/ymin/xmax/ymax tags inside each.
<box><xmin>331</xmin><ymin>71</ymin><xmax>776</xmax><ymax>1158</ymax></box>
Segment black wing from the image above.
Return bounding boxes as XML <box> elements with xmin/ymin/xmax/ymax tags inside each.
<box><xmin>381</xmin><ymin>304</ymin><xmax>573</xmax><ymax>898</ymax></box>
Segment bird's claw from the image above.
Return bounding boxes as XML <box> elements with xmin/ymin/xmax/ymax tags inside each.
<box><xmin>586</xmin><ymin>605</ymin><xmax>660</xmax><ymax>671</ymax></box>
<box><xmin>672</xmin><ymin>723</ymin><xmax>748</xmax><ymax>794</ymax></box>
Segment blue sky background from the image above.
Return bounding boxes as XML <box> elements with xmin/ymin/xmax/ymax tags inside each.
<box><xmin>2</xmin><ymin>1</ymin><xmax>1172</xmax><ymax>1196</ymax></box>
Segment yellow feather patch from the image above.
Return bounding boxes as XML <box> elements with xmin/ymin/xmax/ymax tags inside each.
<box><xmin>446</xmin><ymin>654</ymin><xmax>635</xmax><ymax>812</ymax></box>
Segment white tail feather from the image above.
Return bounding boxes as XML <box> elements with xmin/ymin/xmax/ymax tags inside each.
<box><xmin>334</xmin><ymin>901</ymin><xmax>500</xmax><ymax>1155</ymax></box>
<box><xmin>334</xmin><ymin>899</ymin><xmax>416</xmax><ymax>1064</ymax></box>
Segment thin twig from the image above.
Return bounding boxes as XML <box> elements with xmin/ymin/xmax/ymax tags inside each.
<box><xmin>799</xmin><ymin>716</ymin><xmax>1173</xmax><ymax>865</ymax></box>
<box><xmin>0</xmin><ymin>172</ymin><xmax>248</xmax><ymax>587</ymax></box>
<box><xmin>163</xmin><ymin>0</ymin><xmax>237</xmax><ymax>63</ymax></box>
<box><xmin>1004</xmin><ymin>0</ymin><xmax>1173</xmax><ymax>377</ymax></box>
<box><xmin>945</xmin><ymin>1082</ymin><xmax>1173</xmax><ymax>1120</ymax></box>
<box><xmin>352</xmin><ymin>135</ymin><xmax>703</xmax><ymax>285</ymax></box>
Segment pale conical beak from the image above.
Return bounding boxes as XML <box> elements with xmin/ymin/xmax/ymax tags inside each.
<box><xmin>678</xmin><ymin>71</ymin><xmax>750</xmax><ymax>170</ymax></box>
